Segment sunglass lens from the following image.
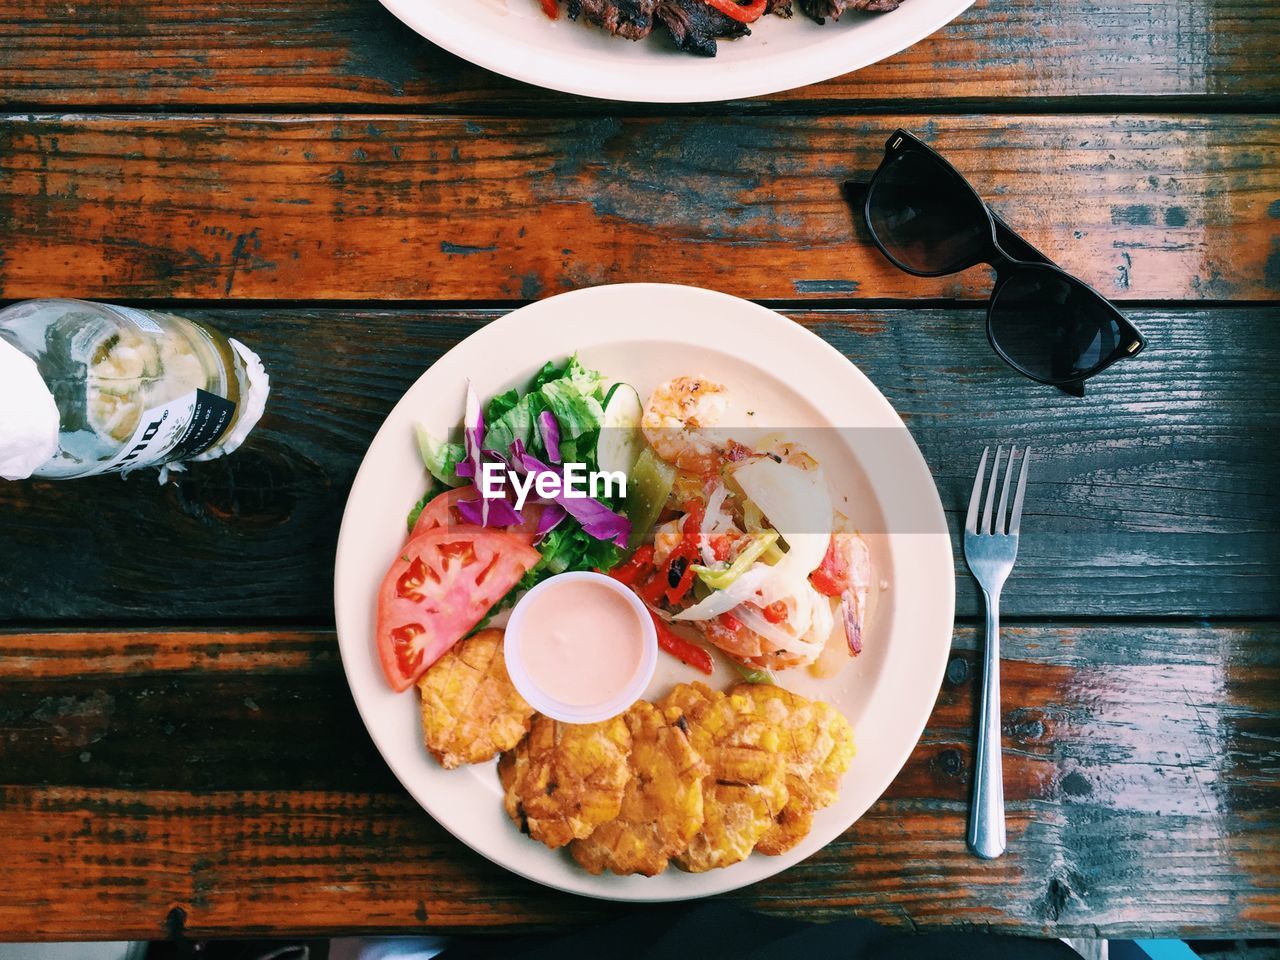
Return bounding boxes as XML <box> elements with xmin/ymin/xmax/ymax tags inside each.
<box><xmin>989</xmin><ymin>267</ymin><xmax>1126</xmax><ymax>383</ymax></box>
<box><xmin>865</xmin><ymin>150</ymin><xmax>989</xmax><ymax>275</ymax></box>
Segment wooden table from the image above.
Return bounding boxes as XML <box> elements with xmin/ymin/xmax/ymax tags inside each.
<box><xmin>1</xmin><ymin>0</ymin><xmax>1278</xmax><ymax>944</ymax></box>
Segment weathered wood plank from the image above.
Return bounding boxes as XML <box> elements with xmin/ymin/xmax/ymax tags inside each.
<box><xmin>0</xmin><ymin>0</ymin><xmax>1276</xmax><ymax>108</ymax></box>
<box><xmin>0</xmin><ymin>623</ymin><xmax>1275</xmax><ymax>938</ymax></box>
<box><xmin>0</xmin><ymin>628</ymin><xmax>336</xmax><ymax>679</ymax></box>
<box><xmin>0</xmin><ymin>305</ymin><xmax>1274</xmax><ymax>624</ymax></box>
<box><xmin>0</xmin><ymin>114</ymin><xmax>1276</xmax><ymax>301</ymax></box>
<box><xmin>1</xmin><ymin>306</ymin><xmax>1276</xmax><ymax>622</ymax></box>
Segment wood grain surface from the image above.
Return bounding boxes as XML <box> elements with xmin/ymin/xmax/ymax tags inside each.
<box><xmin>0</xmin><ymin>622</ymin><xmax>1274</xmax><ymax>939</ymax></box>
<box><xmin>1</xmin><ymin>0</ymin><xmax>1277</xmax><ymax>109</ymax></box>
<box><xmin>1</xmin><ymin>114</ymin><xmax>1276</xmax><ymax>302</ymax></box>
<box><xmin>3</xmin><ymin>0</ymin><xmax>1279</xmax><ymax>941</ymax></box>
<box><xmin>2</xmin><ymin>306</ymin><xmax>1275</xmax><ymax>624</ymax></box>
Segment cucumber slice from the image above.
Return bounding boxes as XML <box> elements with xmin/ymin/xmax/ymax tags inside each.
<box><xmin>596</xmin><ymin>382</ymin><xmax>645</xmax><ymax>476</ymax></box>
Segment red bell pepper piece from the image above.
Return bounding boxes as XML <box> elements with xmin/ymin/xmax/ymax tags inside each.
<box><xmin>663</xmin><ymin>502</ymin><xmax>706</xmax><ymax>605</ymax></box>
<box><xmin>649</xmin><ymin>611</ymin><xmax>714</xmax><ymax>675</ymax></box>
<box><xmin>702</xmin><ymin>0</ymin><xmax>767</xmax><ymax>23</ymax></box>
<box><xmin>761</xmin><ymin>600</ymin><xmax>788</xmax><ymax>624</ymax></box>
<box><xmin>610</xmin><ymin>544</ymin><xmax>655</xmax><ymax>586</ymax></box>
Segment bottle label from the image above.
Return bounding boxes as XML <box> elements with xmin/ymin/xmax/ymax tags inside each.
<box><xmin>77</xmin><ymin>389</ymin><xmax>237</xmax><ymax>477</ymax></box>
<box><xmin>104</xmin><ymin>304</ymin><xmax>166</xmax><ymax>335</ymax></box>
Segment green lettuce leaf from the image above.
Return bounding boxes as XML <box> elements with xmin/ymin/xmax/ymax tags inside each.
<box><xmin>405</xmin><ymin>486</ymin><xmax>435</xmax><ymax>532</ymax></box>
<box><xmin>484</xmin><ymin>391</ymin><xmax>548</xmax><ymax>456</ymax></box>
<box><xmin>485</xmin><ymin>388</ymin><xmax>520</xmax><ymax>423</ymax></box>
<box><xmin>540</xmin><ymin>379</ymin><xmax>604</xmax><ymax>442</ymax></box>
<box><xmin>518</xmin><ymin>521</ymin><xmax>623</xmax><ymax>588</ymax></box>
<box><xmin>530</xmin><ymin>359</ymin><xmax>566</xmax><ymax>391</ymax></box>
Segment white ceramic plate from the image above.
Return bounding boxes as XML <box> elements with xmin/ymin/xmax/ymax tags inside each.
<box><xmin>379</xmin><ymin>0</ymin><xmax>973</xmax><ymax>103</ymax></box>
<box><xmin>334</xmin><ymin>283</ymin><xmax>954</xmax><ymax>901</ymax></box>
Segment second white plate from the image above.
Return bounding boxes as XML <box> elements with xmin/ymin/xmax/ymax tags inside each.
<box><xmin>379</xmin><ymin>0</ymin><xmax>974</xmax><ymax>103</ymax></box>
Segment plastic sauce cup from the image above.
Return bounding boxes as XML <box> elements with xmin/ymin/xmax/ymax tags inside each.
<box><xmin>504</xmin><ymin>571</ymin><xmax>657</xmax><ymax>724</ymax></box>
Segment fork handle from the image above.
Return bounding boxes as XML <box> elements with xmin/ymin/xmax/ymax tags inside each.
<box><xmin>968</xmin><ymin>587</ymin><xmax>1007</xmax><ymax>859</ymax></box>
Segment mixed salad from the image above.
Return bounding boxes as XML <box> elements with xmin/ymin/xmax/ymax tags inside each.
<box><xmin>375</xmin><ymin>360</ymin><xmax>871</xmax><ymax>694</ymax></box>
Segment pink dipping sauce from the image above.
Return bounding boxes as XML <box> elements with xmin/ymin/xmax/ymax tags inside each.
<box><xmin>518</xmin><ymin>579</ymin><xmax>646</xmax><ymax>707</ymax></box>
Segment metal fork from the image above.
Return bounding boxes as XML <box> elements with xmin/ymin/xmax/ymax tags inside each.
<box><xmin>963</xmin><ymin>445</ymin><xmax>1032</xmax><ymax>859</ymax></box>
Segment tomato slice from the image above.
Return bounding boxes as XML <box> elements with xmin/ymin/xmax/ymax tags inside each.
<box><xmin>376</xmin><ymin>528</ymin><xmax>540</xmax><ymax>691</ymax></box>
<box><xmin>410</xmin><ymin>488</ymin><xmax>540</xmax><ymax>544</ymax></box>
<box><xmin>409</xmin><ymin>488</ymin><xmax>468</xmax><ymax>539</ymax></box>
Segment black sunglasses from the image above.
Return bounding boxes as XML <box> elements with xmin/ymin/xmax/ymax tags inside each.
<box><xmin>845</xmin><ymin>130</ymin><xmax>1146</xmax><ymax>396</ymax></box>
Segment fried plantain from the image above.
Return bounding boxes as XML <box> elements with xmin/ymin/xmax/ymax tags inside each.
<box><xmin>416</xmin><ymin>628</ymin><xmax>536</xmax><ymax>769</ymax></box>
<box><xmin>658</xmin><ymin>683</ymin><xmax>788</xmax><ymax>872</ymax></box>
<box><xmin>499</xmin><ymin>713</ymin><xmax>632</xmax><ymax>849</ymax></box>
<box><xmin>731</xmin><ymin>683</ymin><xmax>855</xmax><ymax>855</ymax></box>
<box><xmin>659</xmin><ymin>679</ymin><xmax>719</xmax><ymax>721</ymax></box>
<box><xmin>570</xmin><ymin>700</ymin><xmax>708</xmax><ymax>876</ymax></box>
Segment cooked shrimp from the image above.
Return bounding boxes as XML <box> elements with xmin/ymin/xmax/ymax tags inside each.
<box><xmin>810</xmin><ymin>531</ymin><xmax>871</xmax><ymax>655</ymax></box>
<box><xmin>652</xmin><ymin>517</ymin><xmax>684</xmax><ymax>568</ymax></box>
<box><xmin>642</xmin><ymin>376</ymin><xmax>729</xmax><ymax>476</ymax></box>
<box><xmin>695</xmin><ymin>583</ymin><xmax>832</xmax><ymax>671</ymax></box>
<box><xmin>697</xmin><ymin>613</ymin><xmax>813</xmax><ymax>671</ymax></box>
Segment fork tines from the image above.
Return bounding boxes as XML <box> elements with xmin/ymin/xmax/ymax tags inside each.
<box><xmin>965</xmin><ymin>445</ymin><xmax>1032</xmax><ymax>537</ymax></box>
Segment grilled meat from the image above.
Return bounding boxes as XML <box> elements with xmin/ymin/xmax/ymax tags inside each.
<box><xmin>567</xmin><ymin>0</ymin><xmax>660</xmax><ymax>39</ymax></box>
<box><xmin>655</xmin><ymin>0</ymin><xmax>751</xmax><ymax>57</ymax></box>
<box><xmin>556</xmin><ymin>0</ymin><xmax>902</xmax><ymax>55</ymax></box>
<box><xmin>798</xmin><ymin>0</ymin><xmax>901</xmax><ymax>24</ymax></box>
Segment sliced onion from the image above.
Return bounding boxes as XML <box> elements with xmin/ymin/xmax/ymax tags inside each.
<box><xmin>782</xmin><ymin>577</ymin><xmax>821</xmax><ymax>637</ymax></box>
<box><xmin>673</xmin><ymin>564</ymin><xmax>773</xmax><ymax>622</ymax></box>
<box><xmin>811</xmin><ymin>597</ymin><xmax>850</xmax><ymax>677</ymax></box>
<box><xmin>757</xmin><ymin>567</ymin><xmax>797</xmax><ymax>605</ymax></box>
<box><xmin>703</xmin><ymin>482</ymin><xmax>729</xmax><ymax>530</ymax></box>
<box><xmin>734</xmin><ymin>604</ymin><xmax>824</xmax><ymax>664</ymax></box>
<box><xmin>461</xmin><ymin>381</ymin><xmax>489</xmax><ymax>524</ymax></box>
<box><xmin>700</xmin><ymin>482</ymin><xmax>731</xmax><ymax>566</ymax></box>
<box><xmin>732</xmin><ymin>458</ymin><xmax>831</xmax><ymax>576</ymax></box>
<box><xmin>804</xmin><ymin>590</ymin><xmax>834</xmax><ymax>646</ymax></box>
<box><xmin>778</xmin><ymin>533</ymin><xmax>831</xmax><ymax>580</ymax></box>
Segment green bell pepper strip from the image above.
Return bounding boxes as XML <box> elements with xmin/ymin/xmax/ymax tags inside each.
<box><xmin>691</xmin><ymin>530</ymin><xmax>780</xmax><ymax>590</ymax></box>
<box><xmin>732</xmin><ymin>661</ymin><xmax>777</xmax><ymax>685</ymax></box>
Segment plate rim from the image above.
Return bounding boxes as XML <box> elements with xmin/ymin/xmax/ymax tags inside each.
<box><xmin>334</xmin><ymin>282</ymin><xmax>955</xmax><ymax>902</ymax></box>
<box><xmin>376</xmin><ymin>0</ymin><xmax>976</xmax><ymax>104</ymax></box>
